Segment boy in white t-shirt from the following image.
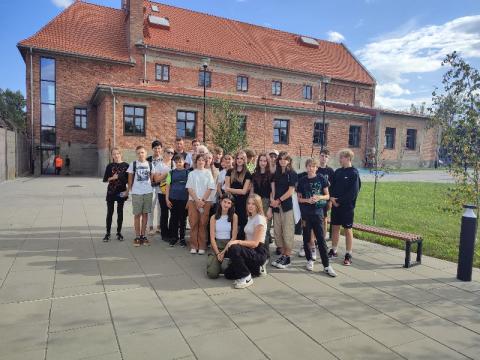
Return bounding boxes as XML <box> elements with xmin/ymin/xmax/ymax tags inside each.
<box><xmin>126</xmin><ymin>145</ymin><xmax>154</xmax><ymax>247</ymax></box>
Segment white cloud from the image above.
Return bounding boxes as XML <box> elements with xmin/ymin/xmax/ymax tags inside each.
<box><xmin>51</xmin><ymin>0</ymin><xmax>73</xmax><ymax>8</ymax></box>
<box><xmin>327</xmin><ymin>31</ymin><xmax>345</xmax><ymax>43</ymax></box>
<box><xmin>356</xmin><ymin>15</ymin><xmax>480</xmax><ymax>109</ymax></box>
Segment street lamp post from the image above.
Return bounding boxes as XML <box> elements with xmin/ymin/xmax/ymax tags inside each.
<box><xmin>321</xmin><ymin>76</ymin><xmax>331</xmax><ymax>151</ymax></box>
<box><xmin>202</xmin><ymin>58</ymin><xmax>210</xmax><ymax>143</ymax></box>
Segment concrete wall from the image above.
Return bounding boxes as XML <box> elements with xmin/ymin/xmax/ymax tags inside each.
<box><xmin>0</xmin><ymin>128</ymin><xmax>31</xmax><ymax>182</ymax></box>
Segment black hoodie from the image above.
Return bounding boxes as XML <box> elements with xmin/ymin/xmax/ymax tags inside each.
<box><xmin>330</xmin><ymin>167</ymin><xmax>361</xmax><ymax>209</ymax></box>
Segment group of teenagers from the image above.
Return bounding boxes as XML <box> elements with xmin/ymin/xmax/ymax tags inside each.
<box><xmin>102</xmin><ymin>137</ymin><xmax>361</xmax><ymax>289</ymax></box>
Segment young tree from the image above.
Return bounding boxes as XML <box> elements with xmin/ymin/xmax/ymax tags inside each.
<box><xmin>0</xmin><ymin>89</ymin><xmax>26</xmax><ymax>130</ymax></box>
<box><xmin>207</xmin><ymin>98</ymin><xmax>247</xmax><ymax>154</ymax></box>
<box><xmin>430</xmin><ymin>52</ymin><xmax>480</xmax><ymax>218</ymax></box>
<box><xmin>369</xmin><ymin>135</ymin><xmax>391</xmax><ymax>224</ymax></box>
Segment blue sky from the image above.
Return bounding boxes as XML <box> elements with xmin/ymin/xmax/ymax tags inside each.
<box><xmin>1</xmin><ymin>0</ymin><xmax>480</xmax><ymax>110</ymax></box>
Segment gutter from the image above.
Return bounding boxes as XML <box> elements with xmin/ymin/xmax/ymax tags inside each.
<box><xmin>94</xmin><ymin>85</ymin><xmax>372</xmax><ymax>121</ymax></box>
<box><xmin>17</xmin><ymin>45</ymin><xmax>135</xmax><ymax>67</ymax></box>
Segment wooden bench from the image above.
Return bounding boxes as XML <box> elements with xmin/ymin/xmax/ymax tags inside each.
<box><xmin>352</xmin><ymin>223</ymin><xmax>423</xmax><ymax>268</ymax></box>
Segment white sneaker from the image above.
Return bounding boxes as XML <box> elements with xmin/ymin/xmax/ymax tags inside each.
<box><xmin>259</xmin><ymin>259</ymin><xmax>268</xmax><ymax>277</ymax></box>
<box><xmin>306</xmin><ymin>260</ymin><xmax>314</xmax><ymax>271</ymax></box>
<box><xmin>234</xmin><ymin>274</ymin><xmax>253</xmax><ymax>289</ymax></box>
<box><xmin>190</xmin><ymin>248</ymin><xmax>197</xmax><ymax>254</ymax></box>
<box><xmin>198</xmin><ymin>249</ymin><xmax>205</xmax><ymax>255</ymax></box>
<box><xmin>324</xmin><ymin>266</ymin><xmax>337</xmax><ymax>277</ymax></box>
<box><xmin>298</xmin><ymin>247</ymin><xmax>305</xmax><ymax>257</ymax></box>
<box><xmin>311</xmin><ymin>248</ymin><xmax>317</xmax><ymax>261</ymax></box>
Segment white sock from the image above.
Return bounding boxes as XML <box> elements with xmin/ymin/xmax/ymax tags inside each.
<box><xmin>332</xmin><ymin>247</ymin><xmax>337</xmax><ymax>252</ymax></box>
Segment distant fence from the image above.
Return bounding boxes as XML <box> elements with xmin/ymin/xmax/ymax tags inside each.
<box><xmin>0</xmin><ymin>128</ymin><xmax>30</xmax><ymax>182</ymax></box>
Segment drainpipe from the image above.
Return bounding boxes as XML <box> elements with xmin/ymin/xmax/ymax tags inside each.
<box><xmin>110</xmin><ymin>87</ymin><xmax>116</xmax><ymax>149</ymax></box>
<box><xmin>29</xmin><ymin>47</ymin><xmax>34</xmax><ymax>174</ymax></box>
<box><xmin>365</xmin><ymin>116</ymin><xmax>370</xmax><ymax>167</ymax></box>
<box><xmin>143</xmin><ymin>45</ymin><xmax>148</xmax><ymax>83</ymax></box>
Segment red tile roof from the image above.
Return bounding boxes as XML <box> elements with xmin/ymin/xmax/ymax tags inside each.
<box><xmin>94</xmin><ymin>82</ymin><xmax>372</xmax><ymax>119</ymax></box>
<box><xmin>144</xmin><ymin>1</ymin><xmax>375</xmax><ymax>85</ymax></box>
<box><xmin>18</xmin><ymin>1</ymin><xmax>375</xmax><ymax>86</ymax></box>
<box><xmin>18</xmin><ymin>2</ymin><xmax>131</xmax><ymax>63</ymax></box>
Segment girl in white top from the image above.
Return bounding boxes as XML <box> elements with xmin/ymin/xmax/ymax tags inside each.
<box><xmin>222</xmin><ymin>194</ymin><xmax>269</xmax><ymax>289</ymax></box>
<box><xmin>216</xmin><ymin>154</ymin><xmax>234</xmax><ymax>197</ymax></box>
<box><xmin>205</xmin><ymin>152</ymin><xmax>219</xmax><ymax>202</ymax></box>
<box><xmin>186</xmin><ymin>154</ymin><xmax>216</xmax><ymax>254</ymax></box>
<box><xmin>207</xmin><ymin>193</ymin><xmax>238</xmax><ymax>279</ymax></box>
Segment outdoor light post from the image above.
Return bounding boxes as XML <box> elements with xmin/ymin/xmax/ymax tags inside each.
<box><xmin>202</xmin><ymin>58</ymin><xmax>210</xmax><ymax>143</ymax></box>
<box><xmin>321</xmin><ymin>77</ymin><xmax>331</xmax><ymax>151</ymax></box>
<box><xmin>457</xmin><ymin>204</ymin><xmax>478</xmax><ymax>281</ymax></box>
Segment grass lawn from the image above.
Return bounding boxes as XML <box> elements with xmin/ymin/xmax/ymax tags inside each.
<box><xmin>354</xmin><ymin>182</ymin><xmax>480</xmax><ymax>268</ymax></box>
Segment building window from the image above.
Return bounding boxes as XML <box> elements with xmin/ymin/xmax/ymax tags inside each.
<box><xmin>273</xmin><ymin>119</ymin><xmax>289</xmax><ymax>144</ymax></box>
<box><xmin>385</xmin><ymin>127</ymin><xmax>396</xmax><ymax>149</ymax></box>
<box><xmin>239</xmin><ymin>115</ymin><xmax>247</xmax><ymax>133</ymax></box>
<box><xmin>272</xmin><ymin>81</ymin><xmax>282</xmax><ymax>96</ymax></box>
<box><xmin>198</xmin><ymin>70</ymin><xmax>211</xmax><ymax>87</ymax></box>
<box><xmin>348</xmin><ymin>126</ymin><xmax>361</xmax><ymax>148</ymax></box>
<box><xmin>124</xmin><ymin>105</ymin><xmax>146</xmax><ymax>135</ymax></box>
<box><xmin>303</xmin><ymin>85</ymin><xmax>313</xmax><ymax>100</ymax></box>
<box><xmin>74</xmin><ymin>108</ymin><xmax>87</xmax><ymax>129</ymax></box>
<box><xmin>155</xmin><ymin>64</ymin><xmax>170</xmax><ymax>81</ymax></box>
<box><xmin>406</xmin><ymin>129</ymin><xmax>417</xmax><ymax>150</ymax></box>
<box><xmin>237</xmin><ymin>75</ymin><xmax>248</xmax><ymax>92</ymax></box>
<box><xmin>177</xmin><ymin>110</ymin><xmax>196</xmax><ymax>138</ymax></box>
<box><xmin>40</xmin><ymin>57</ymin><xmax>56</xmax><ymax>147</ymax></box>
<box><xmin>313</xmin><ymin>122</ymin><xmax>328</xmax><ymax>146</ymax></box>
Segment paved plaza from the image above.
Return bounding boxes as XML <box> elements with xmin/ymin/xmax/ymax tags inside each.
<box><xmin>0</xmin><ymin>176</ymin><xmax>479</xmax><ymax>360</ymax></box>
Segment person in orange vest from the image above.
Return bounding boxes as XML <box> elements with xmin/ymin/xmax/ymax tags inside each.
<box><xmin>54</xmin><ymin>155</ymin><xmax>63</xmax><ymax>175</ymax></box>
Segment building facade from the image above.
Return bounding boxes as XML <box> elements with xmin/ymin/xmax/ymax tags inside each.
<box><xmin>18</xmin><ymin>0</ymin><xmax>438</xmax><ymax>175</ymax></box>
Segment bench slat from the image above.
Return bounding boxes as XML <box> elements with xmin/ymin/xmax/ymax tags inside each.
<box><xmin>352</xmin><ymin>223</ymin><xmax>422</xmax><ymax>242</ymax></box>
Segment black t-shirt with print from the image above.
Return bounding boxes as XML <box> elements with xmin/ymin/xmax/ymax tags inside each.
<box><xmin>316</xmin><ymin>166</ymin><xmax>335</xmax><ymax>189</ymax></box>
<box><xmin>103</xmin><ymin>162</ymin><xmax>129</xmax><ymax>201</ymax></box>
<box><xmin>297</xmin><ymin>174</ymin><xmax>329</xmax><ymax>216</ymax></box>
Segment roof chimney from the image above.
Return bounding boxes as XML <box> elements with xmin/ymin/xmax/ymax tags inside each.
<box><xmin>125</xmin><ymin>0</ymin><xmax>144</xmax><ymax>49</ymax></box>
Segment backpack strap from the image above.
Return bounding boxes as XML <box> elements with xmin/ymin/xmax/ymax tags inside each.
<box><xmin>132</xmin><ymin>161</ymin><xmax>137</xmax><ymax>185</ymax></box>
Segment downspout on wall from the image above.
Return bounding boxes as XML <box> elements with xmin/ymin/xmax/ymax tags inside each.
<box><xmin>110</xmin><ymin>87</ymin><xmax>116</xmax><ymax>149</ymax></box>
<box><xmin>29</xmin><ymin>47</ymin><xmax>34</xmax><ymax>174</ymax></box>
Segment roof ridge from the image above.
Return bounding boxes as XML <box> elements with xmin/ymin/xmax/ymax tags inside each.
<box><xmin>148</xmin><ymin>0</ymin><xmax>342</xmax><ymax>48</ymax></box>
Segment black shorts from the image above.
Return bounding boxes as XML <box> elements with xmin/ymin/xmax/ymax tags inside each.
<box><xmin>331</xmin><ymin>207</ymin><xmax>354</xmax><ymax>229</ymax></box>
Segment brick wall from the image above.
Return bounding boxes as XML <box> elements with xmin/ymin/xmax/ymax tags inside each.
<box><xmin>377</xmin><ymin>114</ymin><xmax>438</xmax><ymax>168</ymax></box>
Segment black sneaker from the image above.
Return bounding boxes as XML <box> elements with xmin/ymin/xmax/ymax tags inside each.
<box><xmin>141</xmin><ymin>235</ymin><xmax>150</xmax><ymax>246</ymax></box>
<box><xmin>133</xmin><ymin>237</ymin><xmax>141</xmax><ymax>247</ymax></box>
<box><xmin>169</xmin><ymin>238</ymin><xmax>178</xmax><ymax>247</ymax></box>
<box><xmin>116</xmin><ymin>233</ymin><xmax>124</xmax><ymax>241</ymax></box>
<box><xmin>328</xmin><ymin>249</ymin><xmax>338</xmax><ymax>259</ymax></box>
<box><xmin>343</xmin><ymin>253</ymin><xmax>352</xmax><ymax>266</ymax></box>
<box><xmin>103</xmin><ymin>233</ymin><xmax>111</xmax><ymax>242</ymax></box>
<box><xmin>271</xmin><ymin>255</ymin><xmax>285</xmax><ymax>268</ymax></box>
<box><xmin>179</xmin><ymin>239</ymin><xmax>187</xmax><ymax>247</ymax></box>
<box><xmin>276</xmin><ymin>256</ymin><xmax>291</xmax><ymax>269</ymax></box>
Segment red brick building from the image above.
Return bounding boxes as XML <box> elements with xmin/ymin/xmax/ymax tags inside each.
<box><xmin>18</xmin><ymin>0</ymin><xmax>438</xmax><ymax>175</ymax></box>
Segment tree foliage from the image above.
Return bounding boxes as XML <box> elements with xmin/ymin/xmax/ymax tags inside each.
<box><xmin>207</xmin><ymin>98</ymin><xmax>247</xmax><ymax>154</ymax></box>
<box><xmin>0</xmin><ymin>88</ymin><xmax>26</xmax><ymax>130</ymax></box>
<box><xmin>410</xmin><ymin>102</ymin><xmax>427</xmax><ymax>115</ymax></box>
<box><xmin>429</xmin><ymin>52</ymin><xmax>480</xmax><ymax>217</ymax></box>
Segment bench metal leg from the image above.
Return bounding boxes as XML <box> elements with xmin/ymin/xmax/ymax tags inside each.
<box><xmin>416</xmin><ymin>240</ymin><xmax>423</xmax><ymax>264</ymax></box>
<box><xmin>404</xmin><ymin>241</ymin><xmax>412</xmax><ymax>268</ymax></box>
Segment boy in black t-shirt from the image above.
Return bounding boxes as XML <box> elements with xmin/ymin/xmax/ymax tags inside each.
<box><xmin>329</xmin><ymin>149</ymin><xmax>361</xmax><ymax>266</ymax></box>
<box><xmin>298</xmin><ymin>158</ymin><xmax>336</xmax><ymax>276</ymax></box>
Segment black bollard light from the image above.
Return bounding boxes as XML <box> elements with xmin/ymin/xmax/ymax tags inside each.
<box><xmin>457</xmin><ymin>204</ymin><xmax>477</xmax><ymax>281</ymax></box>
